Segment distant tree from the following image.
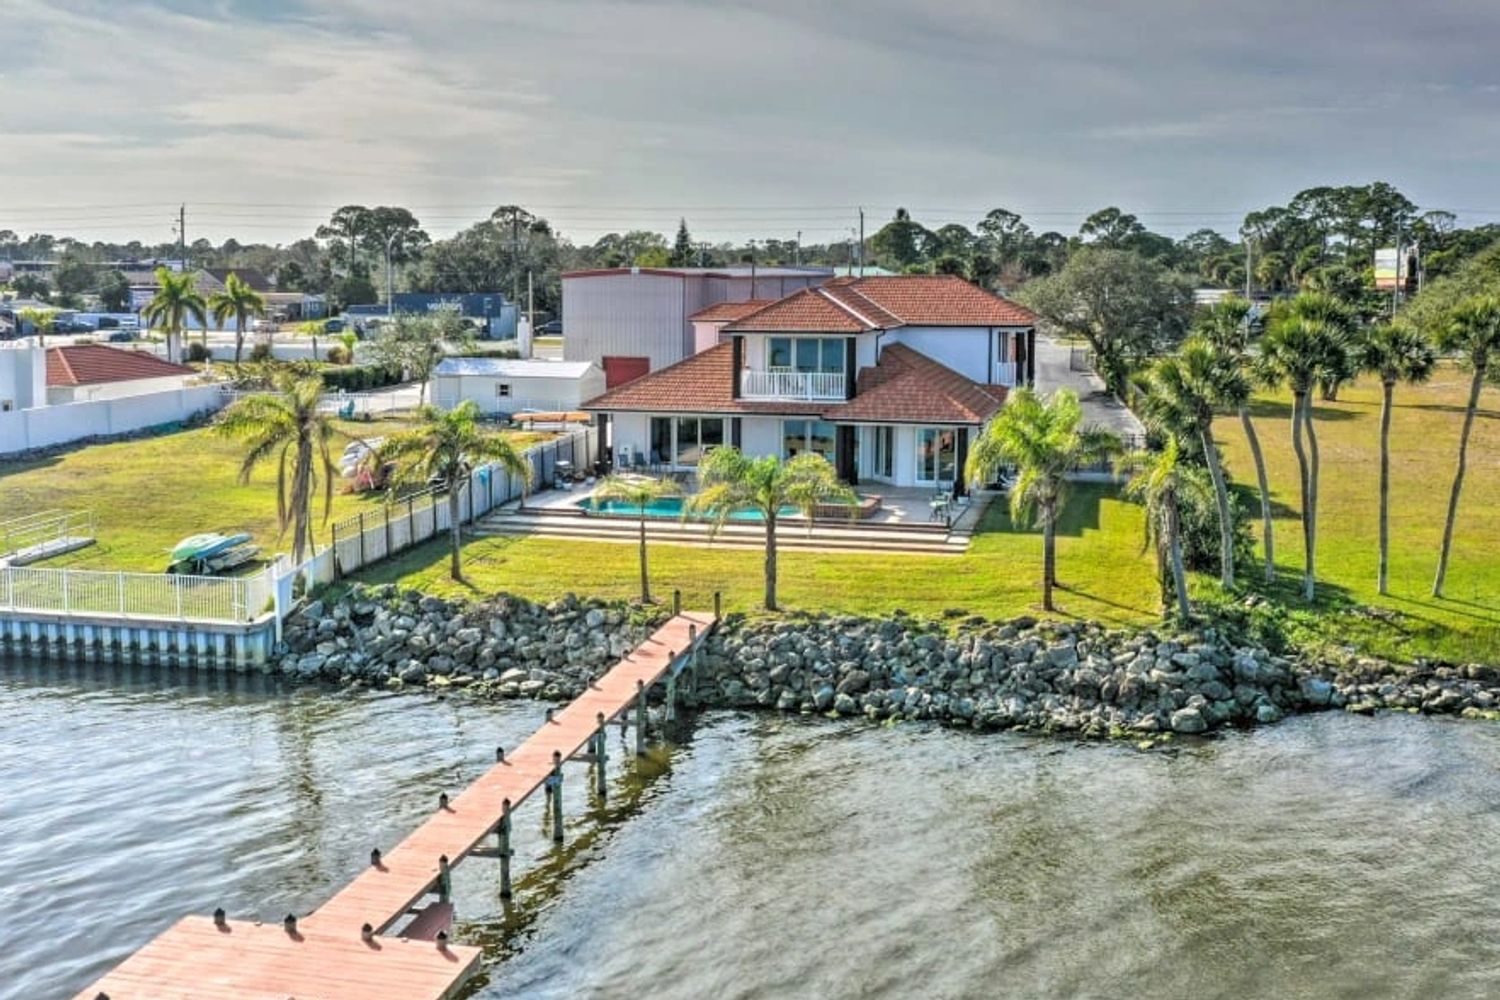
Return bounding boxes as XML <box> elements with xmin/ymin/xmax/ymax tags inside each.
<box><xmin>1017</xmin><ymin>247</ymin><xmax>1195</xmax><ymax>397</ymax></box>
<box><xmin>687</xmin><ymin>449</ymin><xmax>855</xmax><ymax>611</ymax></box>
<box><xmin>1078</xmin><ymin>207</ymin><xmax>1146</xmax><ymax>248</ymax></box>
<box><xmin>670</xmin><ymin>218</ymin><xmax>695</xmax><ymax>267</ymax></box>
<box><xmin>273</xmin><ymin>260</ymin><xmax>307</xmax><ymax>291</ymax></box>
<box><xmin>964</xmin><ymin>388</ymin><xmax>1120</xmax><ymax>611</ymax></box>
<box><xmin>52</xmin><ymin>251</ymin><xmax>95</xmax><ymax>298</ymax></box>
<box><xmin>1359</xmin><ymin>322</ymin><xmax>1435</xmax><ymax>595</ymax></box>
<box><xmin>1432</xmin><ymin>296</ymin><xmax>1500</xmax><ymax>597</ymax></box>
<box><xmin>329</xmin><ymin>264</ymin><xmax>378</xmax><ymax>311</ymax></box>
<box><xmin>209</xmin><ymin>273</ymin><xmax>267</xmax><ymax>366</ymax></box>
<box><xmin>11</xmin><ymin>273</ymin><xmax>48</xmax><ymax>300</ymax></box>
<box><xmin>141</xmin><ymin>266</ymin><xmax>207</xmax><ymax>363</ymax></box>
<box><xmin>215</xmin><ymin>374</ymin><xmax>337</xmax><ymax>565</ymax></box>
<box><xmin>97</xmin><ymin>269</ymin><xmax>132</xmax><ymax>312</ymax></box>
<box><xmin>589</xmin><ymin>475</ymin><xmax>681</xmax><ymax>602</ymax></box>
<box><xmin>375</xmin><ymin>401</ymin><xmax>531</xmax><ymax>581</ymax></box>
<box><xmin>366</xmin><ymin>312</ymin><xmax>473</xmax><ymax>405</ymax></box>
<box><xmin>870</xmin><ymin>208</ymin><xmax>934</xmax><ymax>269</ymax></box>
<box><xmin>315</xmin><ymin>205</ymin><xmax>372</xmax><ymax>274</ymax></box>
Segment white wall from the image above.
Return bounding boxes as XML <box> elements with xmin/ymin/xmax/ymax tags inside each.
<box><xmin>885</xmin><ymin>326</ymin><xmax>994</xmax><ymax>383</ymax></box>
<box><xmin>432</xmin><ymin>370</ymin><xmax>605</xmax><ymax>414</ymax></box>
<box><xmin>740</xmin><ymin>416</ymin><xmax>781</xmax><ymax>458</ymax></box>
<box><xmin>0</xmin><ymin>385</ymin><xmax>225</xmax><ymax>455</ymax></box>
<box><xmin>0</xmin><ymin>342</ymin><xmax>47</xmax><ymax>410</ymax></box>
<box><xmin>48</xmin><ymin>374</ymin><xmax>192</xmax><ymax>404</ymax></box>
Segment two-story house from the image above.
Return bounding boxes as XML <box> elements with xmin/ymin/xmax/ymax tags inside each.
<box><xmin>582</xmin><ymin>275</ymin><xmax>1039</xmax><ymax>495</ymax></box>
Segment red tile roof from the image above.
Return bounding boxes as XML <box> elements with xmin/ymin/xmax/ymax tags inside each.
<box><xmin>687</xmin><ymin>299</ymin><xmax>779</xmax><ymax>323</ymax></box>
<box><xmin>721</xmin><ymin>274</ymin><xmax>1035</xmax><ymax>333</ymax></box>
<box><xmin>46</xmin><ymin>345</ymin><xmax>196</xmax><ymax>387</ymax></box>
<box><xmin>583</xmin><ymin>343</ymin><xmax>1004</xmax><ymax>425</ymax></box>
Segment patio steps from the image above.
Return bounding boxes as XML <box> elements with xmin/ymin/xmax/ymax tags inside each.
<box><xmin>472</xmin><ymin>508</ymin><xmax>969</xmax><ymax>555</ymax></box>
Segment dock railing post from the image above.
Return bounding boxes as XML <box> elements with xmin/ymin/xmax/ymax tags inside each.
<box><xmin>686</xmin><ymin>623</ymin><xmax>699</xmax><ymax>707</ymax></box>
<box><xmin>498</xmin><ymin>798</ymin><xmax>513</xmax><ymax>898</ymax></box>
<box><xmin>437</xmin><ymin>854</ymin><xmax>452</xmax><ymax>904</ymax></box>
<box><xmin>714</xmin><ymin>591</ymin><xmax>722</xmax><ymax>621</ymax></box>
<box><xmin>595</xmin><ymin>711</ymin><xmax>608</xmax><ymax>797</ymax></box>
<box><xmin>665</xmin><ymin>648</ymin><xmax>678</xmax><ymax>723</ymax></box>
<box><xmin>550</xmin><ymin>750</ymin><xmax>564</xmax><ymax>842</ymax></box>
<box><xmin>672</xmin><ymin>589</ymin><xmax>681</xmax><ymax>616</ymax></box>
<box><xmin>634</xmin><ymin>679</ymin><xmax>647</xmax><ymax>755</ymax></box>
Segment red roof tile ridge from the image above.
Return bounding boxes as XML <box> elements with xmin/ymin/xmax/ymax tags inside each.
<box><xmin>814</xmin><ymin>286</ymin><xmax>883</xmax><ymax>330</ymax></box>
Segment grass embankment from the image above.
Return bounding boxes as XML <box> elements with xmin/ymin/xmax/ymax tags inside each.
<box><xmin>0</xmin><ymin>419</ymin><xmax>547</xmax><ymax>574</ymax></box>
<box><xmin>352</xmin><ymin>482</ymin><xmax>1164</xmax><ymax>626</ymax></box>
<box><xmin>1211</xmin><ymin>365</ymin><xmax>1500</xmax><ymax>664</ymax></box>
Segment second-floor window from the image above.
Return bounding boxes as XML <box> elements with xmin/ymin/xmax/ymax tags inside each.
<box><xmin>767</xmin><ymin>336</ymin><xmax>843</xmax><ymax>373</ymax></box>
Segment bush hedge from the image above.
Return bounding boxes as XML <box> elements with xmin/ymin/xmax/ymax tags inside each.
<box><xmin>320</xmin><ymin>363</ymin><xmax>402</xmax><ymax>392</ymax></box>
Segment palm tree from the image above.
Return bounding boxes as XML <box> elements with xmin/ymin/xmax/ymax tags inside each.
<box><xmin>142</xmin><ymin>266</ymin><xmax>207</xmax><ymax>364</ymax></box>
<box><xmin>965</xmin><ymin>388</ymin><xmax>1120</xmax><ymax>611</ymax></box>
<box><xmin>1118</xmin><ymin>437</ymin><xmax>1210</xmax><ymax>621</ymax></box>
<box><xmin>1136</xmin><ymin>338</ymin><xmax>1246</xmax><ymax>589</ymax></box>
<box><xmin>589</xmin><ymin>475</ymin><xmax>680</xmax><ymax>602</ymax></box>
<box><xmin>1432</xmin><ymin>296</ymin><xmax>1500</xmax><ymax>597</ymax></box>
<box><xmin>1359</xmin><ymin>322</ymin><xmax>1435</xmax><ymax>596</ymax></box>
<box><xmin>375</xmin><ymin>400</ymin><xmax>530</xmax><ymax>581</ymax></box>
<box><xmin>215</xmin><ymin>375</ymin><xmax>338</xmax><ymax>564</ymax></box>
<box><xmin>209</xmin><ymin>273</ymin><xmax>266</xmax><ymax>367</ymax></box>
<box><xmin>1276</xmin><ymin>290</ymin><xmax>1358</xmax><ymax>400</ymax></box>
<box><xmin>16</xmin><ymin>307</ymin><xmax>55</xmax><ymax>346</ymax></box>
<box><xmin>1196</xmin><ymin>297</ymin><xmax>1276</xmax><ymax>583</ymax></box>
<box><xmin>1258</xmin><ymin>311</ymin><xmax>1347</xmax><ymax>601</ymax></box>
<box><xmin>687</xmin><ymin>449</ymin><xmax>855</xmax><ymax>611</ymax></box>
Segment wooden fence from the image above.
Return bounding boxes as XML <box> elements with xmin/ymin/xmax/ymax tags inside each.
<box><xmin>328</xmin><ymin>427</ymin><xmax>596</xmax><ymax>578</ymax></box>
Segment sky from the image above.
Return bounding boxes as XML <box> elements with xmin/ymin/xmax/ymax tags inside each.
<box><xmin>3</xmin><ymin>0</ymin><xmax>1500</xmax><ymax>247</ymax></box>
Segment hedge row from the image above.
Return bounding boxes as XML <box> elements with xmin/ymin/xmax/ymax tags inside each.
<box><xmin>320</xmin><ymin>364</ymin><xmax>403</xmax><ymax>392</ymax></box>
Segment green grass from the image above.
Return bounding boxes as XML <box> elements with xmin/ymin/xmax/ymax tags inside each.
<box><xmin>352</xmin><ymin>483</ymin><xmax>1164</xmax><ymax>626</ymax></box>
<box><xmin>1210</xmin><ymin>364</ymin><xmax>1500</xmax><ymax>663</ymax></box>
<box><xmin>0</xmin><ymin>418</ymin><xmax>546</xmax><ymax>574</ymax></box>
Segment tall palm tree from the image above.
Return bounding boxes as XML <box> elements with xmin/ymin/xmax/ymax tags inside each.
<box><xmin>965</xmin><ymin>388</ymin><xmax>1120</xmax><ymax>611</ymax></box>
<box><xmin>589</xmin><ymin>475</ymin><xmax>680</xmax><ymax>603</ymax></box>
<box><xmin>1196</xmin><ymin>297</ymin><xmax>1275</xmax><ymax>583</ymax></box>
<box><xmin>687</xmin><ymin>449</ymin><xmax>855</xmax><ymax>611</ymax></box>
<box><xmin>1136</xmin><ymin>338</ymin><xmax>1246</xmax><ymax>589</ymax></box>
<box><xmin>1118</xmin><ymin>437</ymin><xmax>1210</xmax><ymax>621</ymax></box>
<box><xmin>142</xmin><ymin>266</ymin><xmax>207</xmax><ymax>364</ymax></box>
<box><xmin>375</xmin><ymin>400</ymin><xmax>530</xmax><ymax>581</ymax></box>
<box><xmin>215</xmin><ymin>375</ymin><xmax>338</xmax><ymax>565</ymax></box>
<box><xmin>16</xmin><ymin>307</ymin><xmax>55</xmax><ymax>346</ymax></box>
<box><xmin>1258</xmin><ymin>312</ymin><xmax>1346</xmax><ymax>601</ymax></box>
<box><xmin>1432</xmin><ymin>295</ymin><xmax>1500</xmax><ymax>597</ymax></box>
<box><xmin>1276</xmin><ymin>290</ymin><xmax>1358</xmax><ymax>400</ymax></box>
<box><xmin>209</xmin><ymin>273</ymin><xmax>267</xmax><ymax>367</ymax></box>
<box><xmin>1359</xmin><ymin>322</ymin><xmax>1435</xmax><ymax>596</ymax></box>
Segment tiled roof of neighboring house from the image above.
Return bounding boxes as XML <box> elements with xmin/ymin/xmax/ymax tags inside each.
<box><xmin>582</xmin><ymin>343</ymin><xmax>1004</xmax><ymax>425</ymax></box>
<box><xmin>46</xmin><ymin>345</ymin><xmax>195</xmax><ymax>386</ymax></box>
<box><xmin>687</xmin><ymin>300</ymin><xmax>779</xmax><ymax>323</ymax></box>
<box><xmin>722</xmin><ymin>274</ymin><xmax>1036</xmax><ymax>333</ymax></box>
<box><xmin>201</xmin><ymin>268</ymin><xmax>274</xmax><ymax>292</ymax></box>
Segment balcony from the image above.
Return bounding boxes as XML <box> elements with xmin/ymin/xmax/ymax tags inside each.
<box><xmin>993</xmin><ymin>360</ymin><xmax>1018</xmax><ymax>387</ymax></box>
<box><xmin>740</xmin><ymin>369</ymin><xmax>846</xmax><ymax>401</ymax></box>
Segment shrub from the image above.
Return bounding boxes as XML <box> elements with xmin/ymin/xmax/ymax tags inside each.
<box><xmin>185</xmin><ymin>341</ymin><xmax>213</xmax><ymax>363</ymax></box>
<box><xmin>249</xmin><ymin>342</ymin><xmax>273</xmax><ymax>363</ymax></box>
<box><xmin>1178</xmin><ymin>483</ymin><xmax>1254</xmax><ymax>576</ymax></box>
<box><xmin>326</xmin><ymin>345</ymin><xmax>352</xmax><ymax>365</ymax></box>
<box><xmin>320</xmin><ymin>363</ymin><xmax>401</xmax><ymax>393</ymax></box>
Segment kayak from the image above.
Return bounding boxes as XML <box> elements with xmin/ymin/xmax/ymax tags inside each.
<box><xmin>169</xmin><ymin>533</ymin><xmax>252</xmax><ymax>565</ymax></box>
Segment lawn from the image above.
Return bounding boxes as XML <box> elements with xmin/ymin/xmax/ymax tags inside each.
<box><xmin>0</xmin><ymin>418</ymin><xmax>547</xmax><ymax>574</ymax></box>
<box><xmin>352</xmin><ymin>482</ymin><xmax>1164</xmax><ymax>627</ymax></box>
<box><xmin>1210</xmin><ymin>364</ymin><xmax>1500</xmax><ymax>664</ymax></box>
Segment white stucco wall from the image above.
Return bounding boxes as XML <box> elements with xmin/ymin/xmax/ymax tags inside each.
<box><xmin>739</xmin><ymin>416</ymin><xmax>782</xmax><ymax>458</ymax></box>
<box><xmin>0</xmin><ymin>342</ymin><xmax>47</xmax><ymax>410</ymax></box>
<box><xmin>0</xmin><ymin>385</ymin><xmax>225</xmax><ymax>455</ymax></box>
<box><xmin>432</xmin><ymin>369</ymin><xmax>606</xmax><ymax>414</ymax></box>
<box><xmin>47</xmin><ymin>374</ymin><xmax>193</xmax><ymax>405</ymax></box>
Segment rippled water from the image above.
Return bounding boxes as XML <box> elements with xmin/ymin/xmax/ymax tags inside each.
<box><xmin>5</xmin><ymin>659</ymin><xmax>1500</xmax><ymax>1000</ymax></box>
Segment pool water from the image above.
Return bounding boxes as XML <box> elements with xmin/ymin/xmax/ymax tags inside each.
<box><xmin>576</xmin><ymin>496</ymin><xmax>798</xmax><ymax>521</ymax></box>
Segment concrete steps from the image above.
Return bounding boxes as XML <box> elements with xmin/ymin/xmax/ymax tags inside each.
<box><xmin>473</xmin><ymin>509</ymin><xmax>968</xmax><ymax>556</ymax></box>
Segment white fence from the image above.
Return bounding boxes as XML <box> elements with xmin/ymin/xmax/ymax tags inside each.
<box><xmin>0</xmin><ymin>561</ymin><xmax>278</xmax><ymax>624</ymax></box>
<box><xmin>0</xmin><ymin>385</ymin><xmax>226</xmax><ymax>456</ymax></box>
<box><xmin>328</xmin><ymin>427</ymin><xmax>597</xmax><ymax>578</ymax></box>
<box><xmin>218</xmin><ymin>384</ymin><xmax>417</xmax><ymax>417</ymax></box>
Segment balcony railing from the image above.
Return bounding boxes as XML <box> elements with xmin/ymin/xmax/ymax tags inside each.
<box><xmin>993</xmin><ymin>361</ymin><xmax>1018</xmax><ymax>387</ymax></box>
<box><xmin>741</xmin><ymin>369</ymin><xmax>846</xmax><ymax>400</ymax></box>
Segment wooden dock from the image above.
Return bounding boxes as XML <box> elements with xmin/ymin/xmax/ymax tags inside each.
<box><xmin>77</xmin><ymin>609</ymin><xmax>716</xmax><ymax>1000</ymax></box>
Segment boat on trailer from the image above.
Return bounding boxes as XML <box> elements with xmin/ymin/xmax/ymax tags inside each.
<box><xmin>167</xmin><ymin>532</ymin><xmax>260</xmax><ymax>575</ymax></box>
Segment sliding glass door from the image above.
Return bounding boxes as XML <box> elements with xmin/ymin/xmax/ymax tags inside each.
<box><xmin>915</xmin><ymin>427</ymin><xmax>957</xmax><ymax>485</ymax></box>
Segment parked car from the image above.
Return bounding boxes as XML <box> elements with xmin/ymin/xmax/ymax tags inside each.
<box><xmin>107</xmin><ymin>330</ymin><xmax>136</xmax><ymax>343</ymax></box>
<box><xmin>324</xmin><ymin>319</ymin><xmax>347</xmax><ymax>334</ymax></box>
<box><xmin>536</xmin><ymin>319</ymin><xmax>563</xmax><ymax>336</ymax></box>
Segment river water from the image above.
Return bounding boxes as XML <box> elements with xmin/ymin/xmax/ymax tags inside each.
<box><xmin>5</xmin><ymin>659</ymin><xmax>1500</xmax><ymax>1000</ymax></box>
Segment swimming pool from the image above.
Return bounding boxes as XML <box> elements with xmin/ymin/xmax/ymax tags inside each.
<box><xmin>575</xmin><ymin>496</ymin><xmax>798</xmax><ymax>521</ymax></box>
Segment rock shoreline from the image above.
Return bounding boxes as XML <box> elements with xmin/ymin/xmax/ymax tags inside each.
<box><xmin>274</xmin><ymin>586</ymin><xmax>1500</xmax><ymax>738</ymax></box>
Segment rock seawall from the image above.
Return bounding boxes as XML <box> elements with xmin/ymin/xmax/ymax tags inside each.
<box><xmin>277</xmin><ymin>588</ymin><xmax>1500</xmax><ymax>737</ymax></box>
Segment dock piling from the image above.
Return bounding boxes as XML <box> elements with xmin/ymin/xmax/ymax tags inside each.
<box><xmin>634</xmin><ymin>679</ymin><xmax>647</xmax><ymax>755</ymax></box>
<box><xmin>665</xmin><ymin>650</ymin><xmax>678</xmax><ymax>722</ymax></box>
<box><xmin>673</xmin><ymin>589</ymin><xmax>682</xmax><ymax>615</ymax></box>
<box><xmin>714</xmin><ymin>591</ymin><xmax>722</xmax><ymax>621</ymax></box>
<box><xmin>550</xmin><ymin>751</ymin><xmax>564</xmax><ymax>842</ymax></box>
<box><xmin>498</xmin><ymin>798</ymin><xmax>513</xmax><ymax>899</ymax></box>
<box><xmin>437</xmin><ymin>855</ymin><xmax>452</xmax><ymax>904</ymax></box>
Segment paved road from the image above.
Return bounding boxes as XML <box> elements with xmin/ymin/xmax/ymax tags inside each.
<box><xmin>1033</xmin><ymin>336</ymin><xmax>1145</xmax><ymax>441</ymax></box>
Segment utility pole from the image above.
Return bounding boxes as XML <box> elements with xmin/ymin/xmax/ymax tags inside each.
<box><xmin>698</xmin><ymin>241</ymin><xmax>708</xmax><ymax>267</ymax></box>
<box><xmin>794</xmin><ymin>230</ymin><xmax>801</xmax><ymax>266</ymax></box>
<box><xmin>1244</xmin><ymin>236</ymin><xmax>1251</xmax><ymax>302</ymax></box>
<box><xmin>385</xmin><ymin>231</ymin><xmax>398</xmax><ymax>316</ymax></box>
<box><xmin>748</xmin><ymin>239</ymin><xmax>758</xmax><ymax>297</ymax></box>
<box><xmin>1391</xmin><ymin>223</ymin><xmax>1402</xmax><ymax>318</ymax></box>
<box><xmin>858</xmin><ymin>208</ymin><xmax>865</xmax><ymax>275</ymax></box>
<box><xmin>178</xmin><ymin>204</ymin><xmax>187</xmax><ymax>272</ymax></box>
<box><xmin>527</xmin><ymin>269</ymin><xmax>534</xmax><ymax>330</ymax></box>
<box><xmin>508</xmin><ymin>213</ymin><xmax>522</xmax><ymax>307</ymax></box>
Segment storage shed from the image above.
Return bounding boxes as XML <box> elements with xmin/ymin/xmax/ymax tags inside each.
<box><xmin>431</xmin><ymin>358</ymin><xmax>605</xmax><ymax>416</ymax></box>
